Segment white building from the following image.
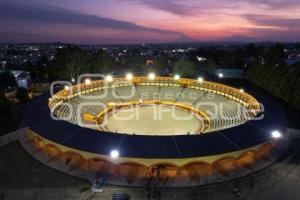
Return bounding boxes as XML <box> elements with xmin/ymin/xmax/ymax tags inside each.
<box><xmin>0</xmin><ymin>70</ymin><xmax>31</xmax><ymax>88</ymax></box>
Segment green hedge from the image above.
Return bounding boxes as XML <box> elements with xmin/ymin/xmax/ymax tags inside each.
<box><xmin>246</xmin><ymin>61</ymin><xmax>300</xmax><ymax>110</ymax></box>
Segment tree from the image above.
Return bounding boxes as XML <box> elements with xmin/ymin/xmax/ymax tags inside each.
<box><xmin>245</xmin><ymin>43</ymin><xmax>260</xmax><ymax>58</ymax></box>
<box><xmin>89</xmin><ymin>49</ymin><xmax>115</xmax><ymax>74</ymax></box>
<box><xmin>33</xmin><ymin>55</ymin><xmax>49</xmax><ymax>82</ymax></box>
<box><xmin>173</xmin><ymin>58</ymin><xmax>197</xmax><ymax>77</ymax></box>
<box><xmin>126</xmin><ymin>51</ymin><xmax>145</xmax><ymax>69</ymax></box>
<box><xmin>0</xmin><ymin>71</ymin><xmax>17</xmax><ymax>91</ymax></box>
<box><xmin>231</xmin><ymin>48</ymin><xmax>245</xmax><ymax>68</ymax></box>
<box><xmin>0</xmin><ymin>94</ymin><xmax>11</xmax><ymax>108</ymax></box>
<box><xmin>0</xmin><ymin>93</ymin><xmax>12</xmax><ymax>126</ymax></box>
<box><xmin>48</xmin><ymin>47</ymin><xmax>89</xmax><ymax>81</ymax></box>
<box><xmin>246</xmin><ymin>54</ymin><xmax>300</xmax><ymax>110</ymax></box>
<box><xmin>16</xmin><ymin>87</ymin><xmax>29</xmax><ymax>103</ymax></box>
<box><xmin>154</xmin><ymin>55</ymin><xmax>170</xmax><ymax>74</ymax></box>
<box><xmin>290</xmin><ymin>66</ymin><xmax>300</xmax><ymax>109</ymax></box>
<box><xmin>210</xmin><ymin>49</ymin><xmax>221</xmax><ymax>65</ymax></box>
<box><xmin>264</xmin><ymin>43</ymin><xmax>285</xmax><ymax>64</ymax></box>
<box><xmin>279</xmin><ymin>67</ymin><xmax>298</xmax><ymax>104</ymax></box>
<box><xmin>203</xmin><ymin>60</ymin><xmax>217</xmax><ymax>75</ymax></box>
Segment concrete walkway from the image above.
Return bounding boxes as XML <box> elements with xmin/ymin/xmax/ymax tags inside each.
<box><xmin>0</xmin><ymin>129</ymin><xmax>300</xmax><ymax>200</ymax></box>
<box><xmin>0</xmin><ymin>128</ymin><xmax>25</xmax><ymax>147</ymax></box>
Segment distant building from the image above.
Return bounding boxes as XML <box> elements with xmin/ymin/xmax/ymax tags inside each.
<box><xmin>285</xmin><ymin>58</ymin><xmax>300</xmax><ymax>66</ymax></box>
<box><xmin>196</xmin><ymin>56</ymin><xmax>207</xmax><ymax>62</ymax></box>
<box><xmin>145</xmin><ymin>58</ymin><xmax>155</xmax><ymax>66</ymax></box>
<box><xmin>215</xmin><ymin>68</ymin><xmax>244</xmax><ymax>78</ymax></box>
<box><xmin>0</xmin><ymin>61</ymin><xmax>6</xmax><ymax>69</ymax></box>
<box><xmin>284</xmin><ymin>51</ymin><xmax>300</xmax><ymax>66</ymax></box>
<box><xmin>285</xmin><ymin>53</ymin><xmax>300</xmax><ymax>66</ymax></box>
<box><xmin>0</xmin><ymin>70</ymin><xmax>31</xmax><ymax>88</ymax></box>
<box><xmin>12</xmin><ymin>70</ymin><xmax>31</xmax><ymax>88</ymax></box>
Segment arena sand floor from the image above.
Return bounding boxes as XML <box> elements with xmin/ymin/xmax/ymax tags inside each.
<box><xmin>104</xmin><ymin>105</ymin><xmax>202</xmax><ymax>135</ymax></box>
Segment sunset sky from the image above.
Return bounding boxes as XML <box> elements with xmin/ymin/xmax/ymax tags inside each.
<box><xmin>0</xmin><ymin>0</ymin><xmax>300</xmax><ymax>44</ymax></box>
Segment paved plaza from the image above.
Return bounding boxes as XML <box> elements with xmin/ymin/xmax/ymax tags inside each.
<box><xmin>0</xmin><ymin>138</ymin><xmax>300</xmax><ymax>200</ymax></box>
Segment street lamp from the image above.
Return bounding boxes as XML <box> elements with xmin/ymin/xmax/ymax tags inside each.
<box><xmin>110</xmin><ymin>150</ymin><xmax>119</xmax><ymax>159</ymax></box>
<box><xmin>271</xmin><ymin>130</ymin><xmax>282</xmax><ymax>139</ymax></box>
<box><xmin>105</xmin><ymin>75</ymin><xmax>113</xmax><ymax>82</ymax></box>
<box><xmin>148</xmin><ymin>73</ymin><xmax>156</xmax><ymax>80</ymax></box>
<box><xmin>85</xmin><ymin>78</ymin><xmax>91</xmax><ymax>85</ymax></box>
<box><xmin>198</xmin><ymin>77</ymin><xmax>204</xmax><ymax>82</ymax></box>
<box><xmin>126</xmin><ymin>73</ymin><xmax>133</xmax><ymax>80</ymax></box>
<box><xmin>174</xmin><ymin>74</ymin><xmax>180</xmax><ymax>80</ymax></box>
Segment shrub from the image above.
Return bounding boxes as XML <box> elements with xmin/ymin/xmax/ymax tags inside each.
<box><xmin>16</xmin><ymin>87</ymin><xmax>29</xmax><ymax>103</ymax></box>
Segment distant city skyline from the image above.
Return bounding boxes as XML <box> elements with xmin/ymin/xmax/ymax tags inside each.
<box><xmin>0</xmin><ymin>0</ymin><xmax>300</xmax><ymax>44</ymax></box>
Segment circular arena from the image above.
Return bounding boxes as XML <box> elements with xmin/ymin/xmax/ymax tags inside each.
<box><xmin>21</xmin><ymin>75</ymin><xmax>287</xmax><ymax>187</ymax></box>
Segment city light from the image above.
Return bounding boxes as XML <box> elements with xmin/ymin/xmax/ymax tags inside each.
<box><xmin>271</xmin><ymin>130</ymin><xmax>282</xmax><ymax>139</ymax></box>
<box><xmin>126</xmin><ymin>73</ymin><xmax>133</xmax><ymax>80</ymax></box>
<box><xmin>110</xmin><ymin>150</ymin><xmax>119</xmax><ymax>159</ymax></box>
<box><xmin>218</xmin><ymin>73</ymin><xmax>224</xmax><ymax>78</ymax></box>
<box><xmin>105</xmin><ymin>75</ymin><xmax>113</xmax><ymax>82</ymax></box>
<box><xmin>174</xmin><ymin>74</ymin><xmax>180</xmax><ymax>80</ymax></box>
<box><xmin>64</xmin><ymin>85</ymin><xmax>70</xmax><ymax>90</ymax></box>
<box><xmin>71</xmin><ymin>78</ymin><xmax>75</xmax><ymax>83</ymax></box>
<box><xmin>198</xmin><ymin>77</ymin><xmax>204</xmax><ymax>82</ymax></box>
<box><xmin>196</xmin><ymin>56</ymin><xmax>207</xmax><ymax>62</ymax></box>
<box><xmin>240</xmin><ymin>89</ymin><xmax>244</xmax><ymax>93</ymax></box>
<box><xmin>148</xmin><ymin>73</ymin><xmax>156</xmax><ymax>80</ymax></box>
<box><xmin>85</xmin><ymin>78</ymin><xmax>91</xmax><ymax>85</ymax></box>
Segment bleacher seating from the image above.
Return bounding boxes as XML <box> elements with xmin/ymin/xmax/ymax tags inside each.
<box><xmin>53</xmin><ymin>84</ymin><xmax>251</xmax><ymax>133</ymax></box>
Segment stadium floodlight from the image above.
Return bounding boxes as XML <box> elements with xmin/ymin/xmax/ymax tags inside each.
<box><xmin>271</xmin><ymin>130</ymin><xmax>282</xmax><ymax>139</ymax></box>
<box><xmin>218</xmin><ymin>73</ymin><xmax>224</xmax><ymax>78</ymax></box>
<box><xmin>174</xmin><ymin>74</ymin><xmax>180</xmax><ymax>80</ymax></box>
<box><xmin>197</xmin><ymin>77</ymin><xmax>204</xmax><ymax>82</ymax></box>
<box><xmin>148</xmin><ymin>72</ymin><xmax>156</xmax><ymax>80</ymax></box>
<box><xmin>239</xmin><ymin>89</ymin><xmax>244</xmax><ymax>93</ymax></box>
<box><xmin>126</xmin><ymin>73</ymin><xmax>133</xmax><ymax>80</ymax></box>
<box><xmin>85</xmin><ymin>78</ymin><xmax>91</xmax><ymax>85</ymax></box>
<box><xmin>110</xmin><ymin>149</ymin><xmax>119</xmax><ymax>159</ymax></box>
<box><xmin>64</xmin><ymin>85</ymin><xmax>70</xmax><ymax>90</ymax></box>
<box><xmin>105</xmin><ymin>75</ymin><xmax>113</xmax><ymax>82</ymax></box>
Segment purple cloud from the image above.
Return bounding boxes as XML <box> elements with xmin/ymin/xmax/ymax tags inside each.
<box><xmin>247</xmin><ymin>28</ymin><xmax>300</xmax><ymax>42</ymax></box>
<box><xmin>0</xmin><ymin>2</ymin><xmax>195</xmax><ymax>43</ymax></box>
<box><xmin>0</xmin><ymin>2</ymin><xmax>188</xmax><ymax>36</ymax></box>
<box><xmin>123</xmin><ymin>0</ymin><xmax>208</xmax><ymax>17</ymax></box>
<box><xmin>242</xmin><ymin>14</ymin><xmax>300</xmax><ymax>42</ymax></box>
<box><xmin>124</xmin><ymin>0</ymin><xmax>300</xmax><ymax>17</ymax></box>
<box><xmin>244</xmin><ymin>14</ymin><xmax>300</xmax><ymax>29</ymax></box>
<box><xmin>138</xmin><ymin>0</ymin><xmax>194</xmax><ymax>16</ymax></box>
<box><xmin>250</xmin><ymin>0</ymin><xmax>300</xmax><ymax>9</ymax></box>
